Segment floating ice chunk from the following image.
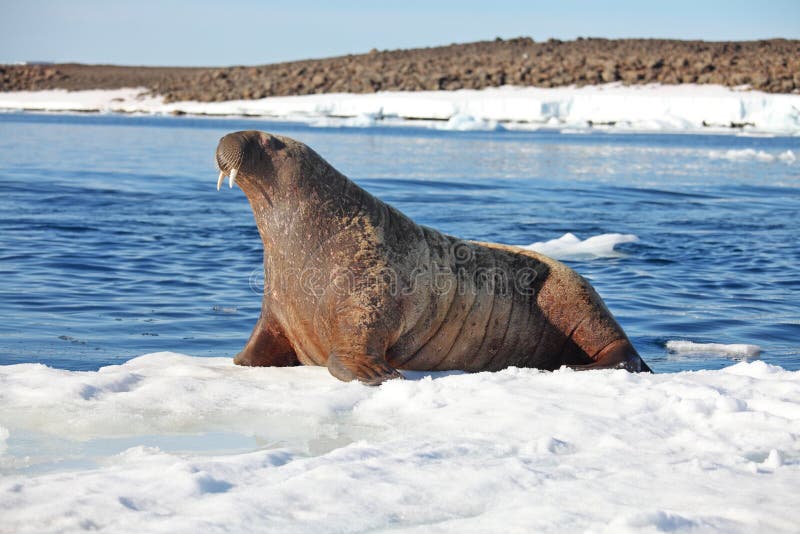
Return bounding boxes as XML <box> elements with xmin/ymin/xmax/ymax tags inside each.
<box><xmin>708</xmin><ymin>148</ymin><xmax>795</xmax><ymax>163</ymax></box>
<box><xmin>521</xmin><ymin>232</ymin><xmax>638</xmax><ymax>260</ymax></box>
<box><xmin>345</xmin><ymin>114</ymin><xmax>379</xmax><ymax>127</ymax></box>
<box><xmin>311</xmin><ymin>113</ymin><xmax>378</xmax><ymax>128</ymax></box>
<box><xmin>666</xmin><ymin>340</ymin><xmax>761</xmax><ymax>358</ymax></box>
<box><xmin>437</xmin><ymin>113</ymin><xmax>502</xmax><ymax>131</ymax></box>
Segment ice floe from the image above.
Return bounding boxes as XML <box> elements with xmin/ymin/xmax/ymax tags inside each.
<box><xmin>2</xmin><ymin>84</ymin><xmax>800</xmax><ymax>135</ymax></box>
<box><xmin>1</xmin><ymin>353</ymin><xmax>798</xmax><ymax>532</ymax></box>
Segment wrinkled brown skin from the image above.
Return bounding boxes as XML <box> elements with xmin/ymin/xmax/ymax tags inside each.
<box><xmin>216</xmin><ymin>130</ymin><xmax>652</xmax><ymax>385</ymax></box>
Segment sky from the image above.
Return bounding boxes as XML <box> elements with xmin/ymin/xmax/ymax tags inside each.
<box><xmin>1</xmin><ymin>0</ymin><xmax>799</xmax><ymax>66</ymax></box>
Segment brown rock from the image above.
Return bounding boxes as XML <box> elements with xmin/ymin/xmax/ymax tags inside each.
<box><xmin>601</xmin><ymin>68</ymin><xmax>618</xmax><ymax>83</ymax></box>
<box><xmin>3</xmin><ymin>38</ymin><xmax>798</xmax><ymax>98</ymax></box>
<box><xmin>311</xmin><ymin>73</ymin><xmax>326</xmax><ymax>87</ymax></box>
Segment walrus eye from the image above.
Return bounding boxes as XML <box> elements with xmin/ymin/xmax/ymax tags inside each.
<box><xmin>265</xmin><ymin>136</ymin><xmax>285</xmax><ymax>150</ymax></box>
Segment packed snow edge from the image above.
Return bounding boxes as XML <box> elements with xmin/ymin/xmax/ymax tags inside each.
<box><xmin>2</xmin><ymin>84</ymin><xmax>799</xmax><ymax>134</ymax></box>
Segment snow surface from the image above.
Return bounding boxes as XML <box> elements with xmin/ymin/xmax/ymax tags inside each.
<box><xmin>2</xmin><ymin>84</ymin><xmax>800</xmax><ymax>134</ymax></box>
<box><xmin>1</xmin><ymin>353</ymin><xmax>799</xmax><ymax>532</ymax></box>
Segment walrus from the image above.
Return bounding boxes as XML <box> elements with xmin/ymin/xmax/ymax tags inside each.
<box><xmin>215</xmin><ymin>130</ymin><xmax>651</xmax><ymax>384</ymax></box>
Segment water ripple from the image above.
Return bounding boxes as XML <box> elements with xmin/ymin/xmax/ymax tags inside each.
<box><xmin>0</xmin><ymin>113</ymin><xmax>798</xmax><ymax>372</ymax></box>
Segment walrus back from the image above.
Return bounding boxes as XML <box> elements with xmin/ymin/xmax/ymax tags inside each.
<box><xmin>386</xmin><ymin>233</ymin><xmax>630</xmax><ymax>372</ymax></box>
<box><xmin>473</xmin><ymin>241</ymin><xmax>630</xmax><ymax>369</ymax></box>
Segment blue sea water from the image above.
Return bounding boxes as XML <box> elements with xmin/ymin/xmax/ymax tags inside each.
<box><xmin>0</xmin><ymin>112</ymin><xmax>797</xmax><ymax>372</ymax></box>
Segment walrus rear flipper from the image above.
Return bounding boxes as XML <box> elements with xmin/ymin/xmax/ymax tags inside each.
<box><xmin>567</xmin><ymin>339</ymin><xmax>653</xmax><ymax>373</ymax></box>
<box><xmin>233</xmin><ymin>313</ymin><xmax>300</xmax><ymax>368</ymax></box>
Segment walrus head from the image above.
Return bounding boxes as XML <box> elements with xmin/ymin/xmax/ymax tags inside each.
<box><xmin>214</xmin><ymin>130</ymin><xmax>367</xmax><ymax>250</ymax></box>
<box><xmin>215</xmin><ymin>130</ymin><xmax>287</xmax><ymax>191</ymax></box>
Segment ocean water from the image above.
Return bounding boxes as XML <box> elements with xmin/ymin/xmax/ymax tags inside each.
<box><xmin>0</xmin><ymin>112</ymin><xmax>798</xmax><ymax>373</ymax></box>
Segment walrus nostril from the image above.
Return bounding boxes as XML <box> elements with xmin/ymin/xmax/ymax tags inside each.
<box><xmin>218</xmin><ymin>147</ymin><xmax>242</xmax><ymax>170</ymax></box>
<box><xmin>216</xmin><ymin>134</ymin><xmax>246</xmax><ymax>170</ymax></box>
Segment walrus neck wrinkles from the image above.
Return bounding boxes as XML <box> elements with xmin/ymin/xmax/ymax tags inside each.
<box><xmin>240</xmin><ymin>159</ymin><xmax>387</xmax><ymax>263</ymax></box>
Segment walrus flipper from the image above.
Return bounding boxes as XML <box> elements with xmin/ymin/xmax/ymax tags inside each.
<box><xmin>566</xmin><ymin>339</ymin><xmax>653</xmax><ymax>373</ymax></box>
<box><xmin>233</xmin><ymin>313</ymin><xmax>299</xmax><ymax>367</ymax></box>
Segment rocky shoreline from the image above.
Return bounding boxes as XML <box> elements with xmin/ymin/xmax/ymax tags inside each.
<box><xmin>2</xmin><ymin>38</ymin><xmax>798</xmax><ymax>102</ymax></box>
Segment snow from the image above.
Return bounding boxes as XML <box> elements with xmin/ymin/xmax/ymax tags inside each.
<box><xmin>0</xmin><ymin>425</ymin><xmax>8</xmax><ymax>455</ymax></box>
<box><xmin>666</xmin><ymin>340</ymin><xmax>762</xmax><ymax>359</ymax></box>
<box><xmin>2</xmin><ymin>84</ymin><xmax>800</xmax><ymax>134</ymax></box>
<box><xmin>1</xmin><ymin>353</ymin><xmax>799</xmax><ymax>532</ymax></box>
<box><xmin>521</xmin><ymin>232</ymin><xmax>638</xmax><ymax>260</ymax></box>
<box><xmin>0</xmin><ymin>88</ymin><xmax>163</xmax><ymax>113</ymax></box>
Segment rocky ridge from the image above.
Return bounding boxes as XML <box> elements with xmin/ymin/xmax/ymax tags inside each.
<box><xmin>2</xmin><ymin>38</ymin><xmax>798</xmax><ymax>102</ymax></box>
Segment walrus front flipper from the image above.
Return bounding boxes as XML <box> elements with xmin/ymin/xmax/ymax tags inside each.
<box><xmin>566</xmin><ymin>339</ymin><xmax>652</xmax><ymax>373</ymax></box>
<box><xmin>233</xmin><ymin>313</ymin><xmax>299</xmax><ymax>367</ymax></box>
<box><xmin>327</xmin><ymin>352</ymin><xmax>404</xmax><ymax>386</ymax></box>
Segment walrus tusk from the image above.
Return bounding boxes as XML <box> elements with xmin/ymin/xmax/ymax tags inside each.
<box><xmin>217</xmin><ymin>171</ymin><xmax>225</xmax><ymax>191</ymax></box>
<box><xmin>229</xmin><ymin>168</ymin><xmax>238</xmax><ymax>188</ymax></box>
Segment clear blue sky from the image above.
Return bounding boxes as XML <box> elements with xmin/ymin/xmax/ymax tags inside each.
<box><xmin>2</xmin><ymin>0</ymin><xmax>798</xmax><ymax>66</ymax></box>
